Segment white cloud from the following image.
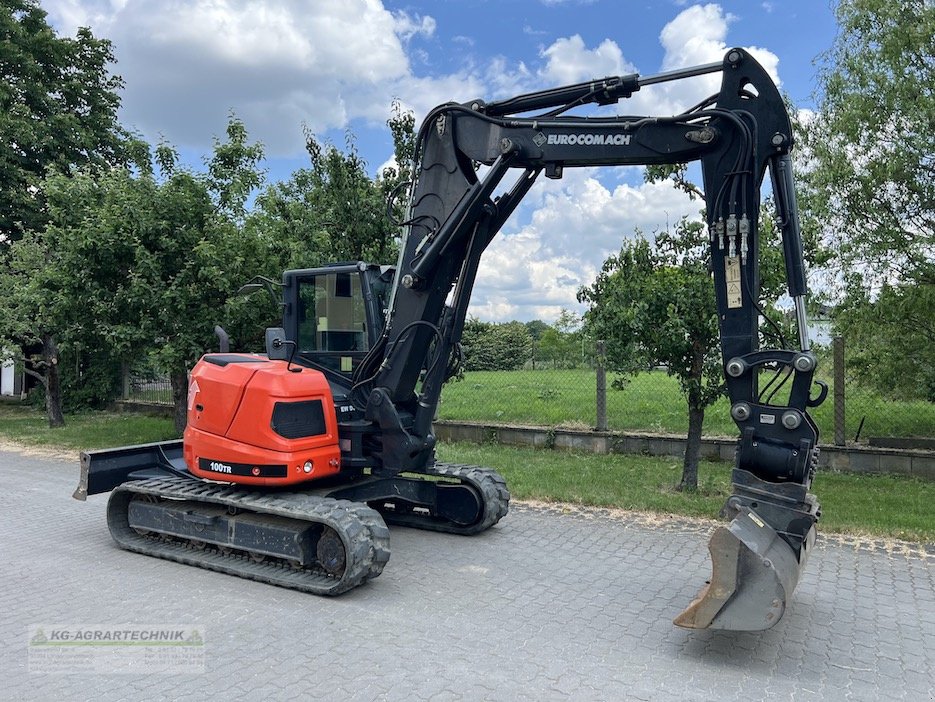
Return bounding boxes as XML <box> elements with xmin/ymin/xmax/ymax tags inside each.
<box><xmin>539</xmin><ymin>35</ymin><xmax>637</xmax><ymax>85</ymax></box>
<box><xmin>44</xmin><ymin>0</ymin><xmax>420</xmax><ymax>153</ymax></box>
<box><xmin>530</xmin><ymin>8</ymin><xmax>779</xmax><ymax>121</ymax></box>
<box><xmin>43</xmin><ymin>1</ymin><xmax>779</xmax><ymax>158</ymax></box>
<box><xmin>43</xmin><ymin>1</ymin><xmax>785</xmax><ymax>323</ymax></box>
<box><xmin>393</xmin><ymin>11</ymin><xmax>436</xmax><ymax>42</ymax></box>
<box><xmin>660</xmin><ymin>4</ymin><xmax>738</xmax><ymax>71</ymax></box>
<box><xmin>43</xmin><ymin>0</ymin><xmax>115</xmax><ymax>33</ymax></box>
<box><xmin>628</xmin><ymin>4</ymin><xmax>780</xmax><ymax>116</ymax></box>
<box><xmin>461</xmin><ymin>5</ymin><xmax>784</xmax><ymax>322</ymax></box>
<box><xmin>470</xmin><ymin>172</ymin><xmax>700</xmax><ymax>321</ymax></box>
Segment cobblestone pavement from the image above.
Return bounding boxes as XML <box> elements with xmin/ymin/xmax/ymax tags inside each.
<box><xmin>1</xmin><ymin>449</ymin><xmax>933</xmax><ymax>701</ymax></box>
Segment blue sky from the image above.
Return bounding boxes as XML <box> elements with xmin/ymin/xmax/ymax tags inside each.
<box><xmin>45</xmin><ymin>0</ymin><xmax>838</xmax><ymax>322</ymax></box>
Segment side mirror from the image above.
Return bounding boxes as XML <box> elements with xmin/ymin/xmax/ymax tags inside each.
<box><xmin>265</xmin><ymin>328</ymin><xmax>289</xmax><ymax>360</ymax></box>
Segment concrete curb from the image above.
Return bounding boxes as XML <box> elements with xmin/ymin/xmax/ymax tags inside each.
<box><xmin>434</xmin><ymin>419</ymin><xmax>935</xmax><ymax>481</ymax></box>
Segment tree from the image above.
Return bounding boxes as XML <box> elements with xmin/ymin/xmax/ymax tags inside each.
<box><xmin>802</xmin><ymin>0</ymin><xmax>933</xmax><ymax>285</ymax></box>
<box><xmin>834</xmin><ymin>280</ymin><xmax>935</xmax><ymax>401</ymax></box>
<box><xmin>0</xmin><ymin>231</ymin><xmax>70</xmax><ymax>425</ymax></box>
<box><xmin>578</xmin><ymin>220</ymin><xmax>725</xmax><ymax>490</ymax></box>
<box><xmin>461</xmin><ymin>319</ymin><xmax>533</xmax><ymax>371</ymax></box>
<box><xmin>0</xmin><ymin>155</ymin><xmax>145</xmax><ymax>425</ymax></box>
<box><xmin>800</xmin><ymin>0</ymin><xmax>934</xmax><ymax>397</ymax></box>
<box><xmin>0</xmin><ymin>1</ymin><xmax>127</xmax><ymax>243</ymax></box>
<box><xmin>0</xmin><ymin>119</ymin><xmax>266</xmax><ymax>430</ymax></box>
<box><xmin>380</xmin><ymin>99</ymin><xmax>417</xmax><ymax>214</ymax></box>
<box><xmin>248</xmin><ymin>104</ymin><xmax>415</xmax><ymax>271</ymax></box>
<box><xmin>537</xmin><ymin>309</ymin><xmax>586</xmax><ymax>369</ymax></box>
<box><xmin>133</xmin><ymin>121</ymin><xmax>267</xmax><ymax>431</ymax></box>
<box><xmin>524</xmin><ymin>319</ymin><xmax>551</xmax><ymax>342</ymax></box>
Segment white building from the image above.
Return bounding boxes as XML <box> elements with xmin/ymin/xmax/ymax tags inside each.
<box><xmin>1</xmin><ymin>357</ymin><xmax>24</xmax><ymax>397</ymax></box>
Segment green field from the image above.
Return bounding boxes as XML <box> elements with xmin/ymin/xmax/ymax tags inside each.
<box><xmin>0</xmin><ymin>402</ymin><xmax>177</xmax><ymax>452</ymax></box>
<box><xmin>438</xmin><ymin>368</ymin><xmax>935</xmax><ymax>440</ymax></box>
<box><xmin>437</xmin><ymin>442</ymin><xmax>935</xmax><ymax>542</ymax></box>
<box><xmin>118</xmin><ymin>367</ymin><xmax>935</xmax><ymax>441</ymax></box>
<box><xmin>1</xmin><ymin>402</ymin><xmax>931</xmax><ymax>541</ymax></box>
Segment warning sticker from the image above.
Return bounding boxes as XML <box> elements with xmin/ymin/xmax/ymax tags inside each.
<box><xmin>187</xmin><ymin>379</ymin><xmax>200</xmax><ymax>411</ymax></box>
<box><xmin>725</xmin><ymin>257</ymin><xmax>742</xmax><ymax>308</ymax></box>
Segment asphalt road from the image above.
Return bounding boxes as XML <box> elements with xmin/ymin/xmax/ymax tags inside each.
<box><xmin>1</xmin><ymin>448</ymin><xmax>933</xmax><ymax>701</ymax></box>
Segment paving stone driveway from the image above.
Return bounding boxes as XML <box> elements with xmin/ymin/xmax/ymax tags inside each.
<box><xmin>1</xmin><ymin>449</ymin><xmax>932</xmax><ymax>701</ymax></box>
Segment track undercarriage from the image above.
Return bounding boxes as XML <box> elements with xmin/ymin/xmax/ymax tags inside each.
<box><xmin>76</xmin><ymin>442</ymin><xmax>510</xmax><ymax>595</ymax></box>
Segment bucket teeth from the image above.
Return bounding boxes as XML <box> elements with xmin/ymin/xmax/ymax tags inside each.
<box><xmin>674</xmin><ymin>510</ymin><xmax>815</xmax><ymax>631</ymax></box>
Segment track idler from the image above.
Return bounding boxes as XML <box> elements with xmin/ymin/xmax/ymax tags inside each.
<box><xmin>675</xmin><ymin>508</ymin><xmax>816</xmax><ymax>631</ymax></box>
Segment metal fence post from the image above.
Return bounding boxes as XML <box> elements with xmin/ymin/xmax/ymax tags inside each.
<box><xmin>596</xmin><ymin>340</ymin><xmax>607</xmax><ymax>432</ymax></box>
<box><xmin>122</xmin><ymin>363</ymin><xmax>130</xmax><ymax>401</ymax></box>
<box><xmin>833</xmin><ymin>336</ymin><xmax>845</xmax><ymax>446</ymax></box>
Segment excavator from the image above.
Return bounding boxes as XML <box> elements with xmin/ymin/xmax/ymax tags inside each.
<box><xmin>74</xmin><ymin>48</ymin><xmax>823</xmax><ymax>631</ymax></box>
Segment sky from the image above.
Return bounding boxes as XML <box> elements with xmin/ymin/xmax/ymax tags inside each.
<box><xmin>44</xmin><ymin>0</ymin><xmax>839</xmax><ymax>324</ymax></box>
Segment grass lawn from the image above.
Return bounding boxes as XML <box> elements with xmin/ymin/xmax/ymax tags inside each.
<box><xmin>1</xmin><ymin>402</ymin><xmax>931</xmax><ymax>541</ymax></box>
<box><xmin>438</xmin><ymin>368</ymin><xmax>935</xmax><ymax>440</ymax></box>
<box><xmin>0</xmin><ymin>402</ymin><xmax>177</xmax><ymax>452</ymax></box>
<box><xmin>438</xmin><ymin>442</ymin><xmax>935</xmax><ymax>542</ymax></box>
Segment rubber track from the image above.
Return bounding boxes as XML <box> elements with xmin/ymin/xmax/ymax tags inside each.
<box><xmin>107</xmin><ymin>477</ymin><xmax>391</xmax><ymax>596</ymax></box>
<box><xmin>379</xmin><ymin>462</ymin><xmax>510</xmax><ymax>535</ymax></box>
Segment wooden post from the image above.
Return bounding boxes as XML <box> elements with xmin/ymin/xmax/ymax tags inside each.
<box><xmin>833</xmin><ymin>336</ymin><xmax>845</xmax><ymax>446</ymax></box>
<box><xmin>596</xmin><ymin>340</ymin><xmax>607</xmax><ymax>432</ymax></box>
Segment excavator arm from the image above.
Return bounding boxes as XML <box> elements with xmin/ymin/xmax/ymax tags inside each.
<box><xmin>357</xmin><ymin>48</ymin><xmax>823</xmax><ymax>630</ymax></box>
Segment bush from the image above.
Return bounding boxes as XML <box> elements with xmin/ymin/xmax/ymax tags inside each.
<box><xmin>59</xmin><ymin>346</ymin><xmax>122</xmax><ymax>411</ymax></box>
<box><xmin>461</xmin><ymin>320</ymin><xmax>532</xmax><ymax>371</ymax></box>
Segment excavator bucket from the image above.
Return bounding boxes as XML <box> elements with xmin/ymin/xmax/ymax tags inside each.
<box><xmin>674</xmin><ymin>510</ymin><xmax>815</xmax><ymax>631</ymax></box>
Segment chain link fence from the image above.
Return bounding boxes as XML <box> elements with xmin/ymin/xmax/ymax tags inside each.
<box><xmin>439</xmin><ymin>335</ymin><xmax>935</xmax><ymax>446</ymax></box>
<box><xmin>824</xmin><ymin>338</ymin><xmax>935</xmax><ymax>448</ymax></box>
<box><xmin>125</xmin><ymin>336</ymin><xmax>934</xmax><ymax>446</ymax></box>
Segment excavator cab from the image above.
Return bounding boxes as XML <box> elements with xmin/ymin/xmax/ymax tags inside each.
<box><xmin>283</xmin><ymin>262</ymin><xmax>394</xmax><ymax>380</ymax></box>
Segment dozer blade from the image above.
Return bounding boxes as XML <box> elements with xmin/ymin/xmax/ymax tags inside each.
<box><xmin>674</xmin><ymin>510</ymin><xmax>815</xmax><ymax>631</ymax></box>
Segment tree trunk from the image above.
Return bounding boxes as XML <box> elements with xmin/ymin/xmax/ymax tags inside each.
<box><xmin>42</xmin><ymin>334</ymin><xmax>65</xmax><ymax>428</ymax></box>
<box><xmin>680</xmin><ymin>391</ymin><xmax>704</xmax><ymax>491</ymax></box>
<box><xmin>170</xmin><ymin>371</ymin><xmax>189</xmax><ymax>436</ymax></box>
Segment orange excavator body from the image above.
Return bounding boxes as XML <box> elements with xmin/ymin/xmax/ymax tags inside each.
<box><xmin>183</xmin><ymin>354</ymin><xmax>342</xmax><ymax>487</ymax></box>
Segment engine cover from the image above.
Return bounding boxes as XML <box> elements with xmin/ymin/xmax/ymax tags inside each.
<box><xmin>183</xmin><ymin>354</ymin><xmax>342</xmax><ymax>486</ymax></box>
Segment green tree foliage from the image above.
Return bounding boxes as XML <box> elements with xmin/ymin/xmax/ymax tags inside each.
<box><xmin>138</xmin><ymin>121</ymin><xmax>267</xmax><ymax>431</ymax></box>
<box><xmin>0</xmin><ymin>0</ymin><xmax>127</xmax><ymax>243</ymax></box>
<box><xmin>380</xmin><ymin>99</ymin><xmax>417</xmax><ymax>193</ymax></box>
<box><xmin>801</xmin><ymin>0</ymin><xmax>934</xmax><ymax>398</ymax></box>
<box><xmin>59</xmin><ymin>344</ymin><xmax>122</xmax><ymax>411</ymax></box>
<box><xmin>803</xmin><ymin>0</ymin><xmax>933</xmax><ymax>284</ymax></box>
<box><xmin>461</xmin><ymin>319</ymin><xmax>533</xmax><ymax>371</ymax></box>
<box><xmin>248</xmin><ymin>103</ymin><xmax>415</xmax><ymax>271</ymax></box>
<box><xmin>536</xmin><ymin>309</ymin><xmax>587</xmax><ymax>369</ymax></box>
<box><xmin>2</xmin><ymin>89</ymin><xmax>416</xmax><ymax>425</ymax></box>
<box><xmin>835</xmin><ymin>282</ymin><xmax>935</xmax><ymax>402</ymax></box>
<box><xmin>0</xmin><ymin>230</ymin><xmax>70</xmax><ymax>425</ymax></box>
<box><xmin>0</xmin><ymin>119</ymin><xmax>266</xmax><ymax>429</ymax></box>
<box><xmin>578</xmin><ymin>220</ymin><xmax>724</xmax><ymax>489</ymax></box>
<box><xmin>524</xmin><ymin>319</ymin><xmax>550</xmax><ymax>342</ymax></box>
<box><xmin>302</xmin><ymin>131</ymin><xmax>392</xmax><ymax>262</ymax></box>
